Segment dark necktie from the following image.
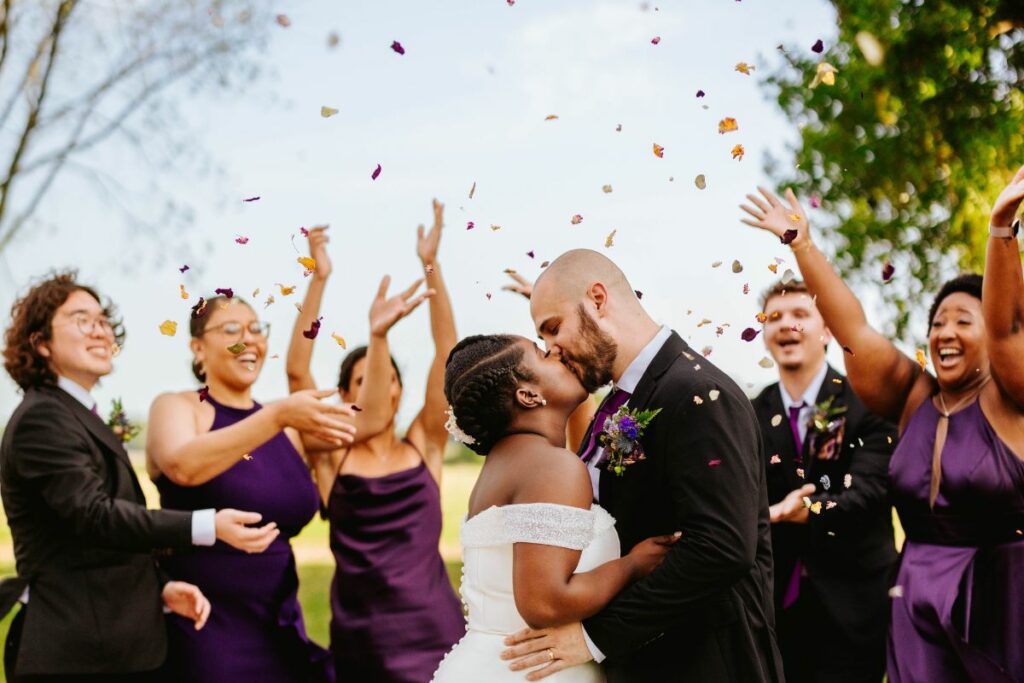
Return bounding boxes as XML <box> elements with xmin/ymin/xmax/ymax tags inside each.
<box><xmin>580</xmin><ymin>388</ymin><xmax>632</xmax><ymax>464</ymax></box>
<box><xmin>787</xmin><ymin>402</ymin><xmax>805</xmax><ymax>463</ymax></box>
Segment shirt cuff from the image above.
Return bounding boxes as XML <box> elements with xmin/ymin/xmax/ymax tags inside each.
<box><xmin>581</xmin><ymin>625</ymin><xmax>606</xmax><ymax>663</ymax></box>
<box><xmin>191</xmin><ymin>509</ymin><xmax>217</xmax><ymax>546</ymax></box>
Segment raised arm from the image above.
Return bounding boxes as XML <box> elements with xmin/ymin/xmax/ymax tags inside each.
<box><xmin>741</xmin><ymin>187</ymin><xmax>930</xmax><ymax>425</ymax></box>
<box><xmin>146</xmin><ymin>389</ymin><xmax>356</xmax><ymax>486</ymax></box>
<box><xmin>286</xmin><ymin>226</ymin><xmax>332</xmax><ymax>394</ymax></box>
<box><xmin>408</xmin><ymin>200</ymin><xmax>457</xmax><ymax>479</ymax></box>
<box><xmin>510</xmin><ymin>446</ymin><xmax>675</xmax><ymax>629</ymax></box>
<box><xmin>983</xmin><ymin>164</ymin><xmax>1024</xmax><ymax>409</ymax></box>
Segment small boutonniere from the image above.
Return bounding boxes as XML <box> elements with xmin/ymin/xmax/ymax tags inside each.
<box><xmin>600</xmin><ymin>406</ymin><xmax>662</xmax><ymax>476</ymax></box>
<box><xmin>808</xmin><ymin>395</ymin><xmax>847</xmax><ymax>436</ymax></box>
<box><xmin>106</xmin><ymin>398</ymin><xmax>140</xmax><ymax>443</ymax></box>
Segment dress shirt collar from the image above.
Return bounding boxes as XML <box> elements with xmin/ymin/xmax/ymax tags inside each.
<box><xmin>779</xmin><ymin>361</ymin><xmax>828</xmax><ymax>412</ymax></box>
<box><xmin>615</xmin><ymin>325</ymin><xmax>672</xmax><ymax>394</ymax></box>
<box><xmin>56</xmin><ymin>375</ymin><xmax>97</xmax><ymax>412</ymax></box>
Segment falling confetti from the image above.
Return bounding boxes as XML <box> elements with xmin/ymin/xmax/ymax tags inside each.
<box><xmin>303</xmin><ymin>317</ymin><xmax>323</xmax><ymax>340</ymax></box>
<box><xmin>708</xmin><ymin>459</ymin><xmax>722</xmax><ymax>467</ymax></box>
<box><xmin>264</xmin><ymin>295</ymin><xmax>275</xmax><ymax>308</ymax></box>
<box><xmin>602</xmin><ymin>184</ymin><xmax>613</xmax><ymax>193</ymax></box>
<box><xmin>277</xmin><ymin>284</ymin><xmax>296</xmax><ymax>296</ymax></box>
<box><xmin>731</xmin><ymin>144</ymin><xmax>745</xmax><ymax>160</ymax></box>
<box><xmin>490</xmin><ymin>224</ymin><xmax>501</xmax><ymax>231</ymax></box>
<box><xmin>810</xmin><ymin>62</ymin><xmax>838</xmax><ymax>88</ymax></box>
<box><xmin>391</xmin><ymin>40</ymin><xmax>405</xmax><ymax>55</ymax></box>
<box><xmin>770</xmin><ymin>454</ymin><xmax>782</xmax><ymax>464</ymax></box>
<box><xmin>159</xmin><ymin>320</ymin><xmax>177</xmax><ymax>336</ymax></box>
<box><xmin>321</xmin><ymin>106</ymin><xmax>339</xmax><ymax>118</ymax></box>
<box><xmin>331</xmin><ymin>332</ymin><xmax>347</xmax><ymax>349</ymax></box>
<box><xmin>781</xmin><ymin>229</ymin><xmax>798</xmax><ymax>244</ymax></box>
<box><xmin>327</xmin><ymin>31</ymin><xmax>340</xmax><ymax>48</ymax></box>
<box><xmin>709</xmin><ymin>389</ymin><xmax>721</xmax><ymax>401</ymax></box>
<box><xmin>469</xmin><ymin>181</ymin><xmax>476</xmax><ymax>199</ymax></box>
<box><xmin>615</xmin><ymin>124</ymin><xmax>622</xmax><ymax>132</ymax></box>
<box><xmin>735</xmin><ymin>62</ymin><xmax>755</xmax><ymax>75</ymax></box>
<box><xmin>526</xmin><ymin>250</ymin><xmax>535</xmax><ymax>258</ymax></box>
<box><xmin>811</xmin><ymin>39</ymin><xmax>824</xmax><ymax>53</ymax></box>
<box><xmin>759</xmin><ymin>356</ymin><xmax>775</xmax><ymax>368</ymax></box>
<box><xmin>467</xmin><ymin>221</ymin><xmax>475</xmax><ymax>230</ymax></box>
<box><xmin>732</xmin><ymin>260</ymin><xmax>743</xmax><ymax>273</ymax></box>
<box><xmin>243</xmin><ymin>196</ymin><xmax>260</xmax><ymax>202</ymax></box>
<box><xmin>768</xmin><ymin>263</ymin><xmax>779</xmax><ymax>274</ymax></box>
<box><xmin>651</xmin><ymin>36</ymin><xmax>661</xmax><ymax>45</ymax></box>
<box><xmin>371</xmin><ymin>164</ymin><xmax>382</xmax><ymax>180</ymax></box>
<box><xmin>297</xmin><ymin>255</ymin><xmax>316</xmax><ymax>272</ymax></box>
<box><xmin>771</xmin><ymin>414</ymin><xmax>783</xmax><ymax>427</ymax></box>
<box><xmin>693</xmin><ymin>396</ymin><xmax>704</xmax><ymax>405</ymax></box>
<box><xmin>179</xmin><ymin>264</ymin><xmax>189</xmax><ymax>273</ymax></box>
<box><xmin>915</xmin><ymin>349</ymin><xmax>928</xmax><ymax>369</ymax></box>
<box><xmin>696</xmin><ymin>89</ymin><xmax>706</xmax><ymax>97</ymax></box>
<box><xmin>781</xmin><ymin>268</ymin><xmax>796</xmax><ymax>285</ymax></box>
<box><xmin>718</xmin><ymin>117</ymin><xmax>738</xmax><ymax>134</ymax></box>
<box><xmin>809</xmin><ymin>500</ymin><xmax>823</xmax><ymax>514</ymax></box>
<box><xmin>198</xmin><ymin>385</ymin><xmax>210</xmax><ymax>402</ymax></box>
<box><xmin>235</xmin><ymin>236</ymin><xmax>250</xmax><ymax>245</ymax></box>
<box><xmin>743</xmin><ymin>283</ymin><xmax>750</xmax><ymax>295</ymax></box>
<box><xmin>215</xmin><ymin>288</ymin><xmax>234</xmax><ymax>298</ymax></box>
<box><xmin>276</xmin><ymin>14</ymin><xmax>291</xmax><ymax>27</ymax></box>
<box><xmin>191</xmin><ymin>297</ymin><xmax>208</xmax><ymax>319</ymax></box>
<box><xmin>741</xmin><ymin>328</ymin><xmax>760</xmax><ymax>342</ymax></box>
<box><xmin>882</xmin><ymin>262</ymin><xmax>895</xmax><ymax>282</ymax></box>
<box><xmin>227</xmin><ymin>342</ymin><xmax>247</xmax><ymax>355</ymax></box>
<box><xmin>545</xmin><ymin>114</ymin><xmax>559</xmax><ymax>121</ymax></box>
<box><xmin>605</xmin><ymin>230</ymin><xmax>617</xmax><ymax>248</ymax></box>
<box><xmin>809</xmin><ymin>195</ymin><xmax>821</xmax><ymax>208</ymax></box>
<box><xmin>179</xmin><ymin>285</ymin><xmax>188</xmax><ymax>299</ymax></box>
<box><xmin>712</xmin><ymin>261</ymin><xmax>722</xmax><ymax>268</ymax></box>
<box><xmin>653</xmin><ymin>143</ymin><xmax>665</xmax><ymax>158</ymax></box>
<box><xmin>634</xmin><ymin>290</ymin><xmax>643</xmax><ymax>300</ymax></box>
<box><xmin>571</xmin><ymin>214</ymin><xmax>583</xmax><ymax>225</ymax></box>
<box><xmin>695</xmin><ymin>174</ymin><xmax>707</xmax><ymax>189</ymax></box>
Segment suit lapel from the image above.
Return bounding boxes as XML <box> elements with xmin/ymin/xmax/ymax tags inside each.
<box><xmin>804</xmin><ymin>365</ymin><xmax>845</xmax><ymax>476</ymax></box>
<box><xmin>44</xmin><ymin>385</ymin><xmax>133</xmax><ymax>470</ymax></box>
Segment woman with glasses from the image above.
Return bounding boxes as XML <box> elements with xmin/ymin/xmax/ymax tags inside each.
<box><xmin>285</xmin><ymin>201</ymin><xmax>465</xmax><ymax>682</ymax></box>
<box><xmin>145</xmin><ymin>295</ymin><xmax>365</xmax><ymax>683</ymax></box>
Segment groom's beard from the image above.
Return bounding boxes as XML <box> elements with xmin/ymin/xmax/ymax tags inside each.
<box><xmin>564</xmin><ymin>304</ymin><xmax>618</xmax><ymax>393</ymax></box>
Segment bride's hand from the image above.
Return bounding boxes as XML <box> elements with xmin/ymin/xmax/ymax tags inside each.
<box><xmin>625</xmin><ymin>531</ymin><xmax>681</xmax><ymax>579</ymax></box>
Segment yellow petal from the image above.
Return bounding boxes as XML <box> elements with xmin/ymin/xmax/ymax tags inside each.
<box><xmin>278</xmin><ymin>284</ymin><xmax>296</xmax><ymax>296</ymax></box>
<box><xmin>297</xmin><ymin>256</ymin><xmax>316</xmax><ymax>271</ymax></box>
<box><xmin>718</xmin><ymin>117</ymin><xmax>738</xmax><ymax>134</ymax></box>
<box><xmin>179</xmin><ymin>284</ymin><xmax>188</xmax><ymax>300</ymax></box>
<box><xmin>321</xmin><ymin>106</ymin><xmax>339</xmax><ymax>117</ymax></box>
<box><xmin>605</xmin><ymin>229</ymin><xmax>617</xmax><ymax>248</ymax></box>
<box><xmin>332</xmin><ymin>332</ymin><xmax>347</xmax><ymax>349</ymax></box>
<box><xmin>159</xmin><ymin>320</ymin><xmax>177</xmax><ymax>336</ymax></box>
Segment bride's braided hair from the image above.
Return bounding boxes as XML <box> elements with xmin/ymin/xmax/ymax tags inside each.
<box><xmin>444</xmin><ymin>335</ymin><xmax>536</xmax><ymax>455</ymax></box>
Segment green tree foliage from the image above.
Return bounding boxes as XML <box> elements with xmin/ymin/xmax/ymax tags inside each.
<box><xmin>765</xmin><ymin>1</ymin><xmax>1024</xmax><ymax>336</ymax></box>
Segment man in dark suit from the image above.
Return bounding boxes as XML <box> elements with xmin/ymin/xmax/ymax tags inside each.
<box><xmin>750</xmin><ymin>279</ymin><xmax>897</xmax><ymax>683</ymax></box>
<box><xmin>503</xmin><ymin>249</ymin><xmax>784</xmax><ymax>682</ymax></box>
<box><xmin>0</xmin><ymin>272</ymin><xmax>276</xmax><ymax>681</ymax></box>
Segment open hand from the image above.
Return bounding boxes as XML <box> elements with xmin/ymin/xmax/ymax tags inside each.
<box><xmin>740</xmin><ymin>187</ymin><xmax>811</xmax><ymax>247</ymax></box>
<box><xmin>991</xmin><ymin>164</ymin><xmax>1024</xmax><ymax>229</ymax></box>
<box><xmin>306</xmin><ymin>226</ymin><xmax>332</xmax><ymax>281</ymax></box>
<box><xmin>369</xmin><ymin>275</ymin><xmax>435</xmax><ymax>337</ymax></box>
<box><xmin>769</xmin><ymin>483</ymin><xmax>816</xmax><ymax>524</ymax></box>
<box><xmin>502</xmin><ymin>270</ymin><xmax>533</xmax><ymax>300</ymax></box>
<box><xmin>502</xmin><ymin>622</ymin><xmax>592</xmax><ymax>681</ymax></box>
<box><xmin>214</xmin><ymin>509</ymin><xmax>279</xmax><ymax>553</ymax></box>
<box><xmin>278</xmin><ymin>388</ymin><xmax>358</xmax><ymax>446</ymax></box>
<box><xmin>417</xmin><ymin>199</ymin><xmax>444</xmax><ymax>265</ymax></box>
<box><xmin>162</xmin><ymin>581</ymin><xmax>211</xmax><ymax>630</ymax></box>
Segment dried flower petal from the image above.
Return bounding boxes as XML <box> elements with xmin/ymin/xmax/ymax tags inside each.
<box><xmin>179</xmin><ymin>285</ymin><xmax>188</xmax><ymax>300</ymax></box>
<box><xmin>741</xmin><ymin>327</ymin><xmax>760</xmax><ymax>342</ymax></box>
<box><xmin>810</xmin><ymin>62</ymin><xmax>838</xmax><ymax>88</ymax></box>
<box><xmin>297</xmin><ymin>256</ymin><xmax>316</xmax><ymax>271</ymax></box>
<box><xmin>527</xmin><ymin>250</ymin><xmax>535</xmax><ymax>258</ymax></box>
<box><xmin>718</xmin><ymin>117</ymin><xmax>738</xmax><ymax>134</ymax></box>
<box><xmin>243</xmin><ymin>196</ymin><xmax>260</xmax><ymax>202</ymax></box>
<box><xmin>651</xmin><ymin>36</ymin><xmax>661</xmax><ymax>45</ymax></box>
<box><xmin>331</xmin><ymin>332</ymin><xmax>347</xmax><ymax>349</ymax></box>
<box><xmin>545</xmin><ymin>114</ymin><xmax>559</xmax><ymax>121</ymax></box>
<box><xmin>571</xmin><ymin>214</ymin><xmax>583</xmax><ymax>225</ymax></box>
<box><xmin>634</xmin><ymin>290</ymin><xmax>643</xmax><ymax>300</ymax></box>
<box><xmin>159</xmin><ymin>320</ymin><xmax>177</xmax><ymax>336</ymax></box>
<box><xmin>391</xmin><ymin>40</ymin><xmax>405</xmax><ymax>55</ymax></box>
<box><xmin>179</xmin><ymin>264</ymin><xmax>189</xmax><ymax>273</ymax></box>
<box><xmin>759</xmin><ymin>356</ymin><xmax>775</xmax><ymax>368</ymax></box>
<box><xmin>712</xmin><ymin>261</ymin><xmax>722</xmax><ymax>268</ymax></box>
<box><xmin>781</xmin><ymin>229</ymin><xmax>798</xmax><ymax>244</ymax></box>
<box><xmin>708</xmin><ymin>459</ymin><xmax>722</xmax><ymax>467</ymax></box>
<box><xmin>696</xmin><ymin>89</ymin><xmax>705</xmax><ymax>97</ymax></box>
<box><xmin>735</xmin><ymin>62</ymin><xmax>755</xmax><ymax>75</ymax></box>
<box><xmin>770</xmin><ymin>454</ymin><xmax>782</xmax><ymax>464</ymax></box>
<box><xmin>276</xmin><ymin>14</ymin><xmax>291</xmax><ymax>27</ymax></box>
<box><xmin>653</xmin><ymin>143</ymin><xmax>665</xmax><ymax>158</ymax></box>
<box><xmin>227</xmin><ymin>342</ymin><xmax>247</xmax><ymax>355</ymax></box>
<box><xmin>469</xmin><ymin>181</ymin><xmax>476</xmax><ymax>199</ymax></box>
<box><xmin>264</xmin><ymin>295</ymin><xmax>275</xmax><ymax>308</ymax></box>
<box><xmin>235</xmin><ymin>236</ymin><xmax>250</xmax><ymax>245</ymax></box>
<box><xmin>198</xmin><ymin>385</ymin><xmax>210</xmax><ymax>402</ymax></box>
<box><xmin>215</xmin><ymin>288</ymin><xmax>234</xmax><ymax>298</ymax></box>
<box><xmin>371</xmin><ymin>164</ymin><xmax>382</xmax><ymax>180</ymax></box>
<box><xmin>321</xmin><ymin>106</ymin><xmax>339</xmax><ymax>118</ymax></box>
<box><xmin>915</xmin><ymin>349</ymin><xmax>927</xmax><ymax>369</ymax></box>
<box><xmin>695</xmin><ymin>174</ymin><xmax>707</xmax><ymax>189</ymax></box>
<box><xmin>882</xmin><ymin>262</ymin><xmax>895</xmax><ymax>282</ymax></box>
<box><xmin>303</xmin><ymin>317</ymin><xmax>322</xmax><ymax>340</ymax></box>
<box><xmin>327</xmin><ymin>32</ymin><xmax>340</xmax><ymax>48</ymax></box>
<box><xmin>809</xmin><ymin>195</ymin><xmax>821</xmax><ymax>208</ymax></box>
<box><xmin>191</xmin><ymin>297</ymin><xmax>208</xmax><ymax>319</ymax></box>
<box><xmin>771</xmin><ymin>414</ymin><xmax>783</xmax><ymax>427</ymax></box>
<box><xmin>811</xmin><ymin>39</ymin><xmax>824</xmax><ymax>53</ymax></box>
<box><xmin>278</xmin><ymin>284</ymin><xmax>295</xmax><ymax>296</ymax></box>
<box><xmin>731</xmin><ymin>144</ymin><xmax>745</xmax><ymax>160</ymax></box>
<box><xmin>693</xmin><ymin>396</ymin><xmax>704</xmax><ymax>405</ymax></box>
<box><xmin>602</xmin><ymin>184</ymin><xmax>613</xmax><ymax>193</ymax></box>
<box><xmin>467</xmin><ymin>221</ymin><xmax>475</xmax><ymax>230</ymax></box>
<box><xmin>605</xmin><ymin>230</ymin><xmax>617</xmax><ymax>248</ymax></box>
<box><xmin>709</xmin><ymin>389</ymin><xmax>720</xmax><ymax>401</ymax></box>
<box><xmin>732</xmin><ymin>260</ymin><xmax>743</xmax><ymax>273</ymax></box>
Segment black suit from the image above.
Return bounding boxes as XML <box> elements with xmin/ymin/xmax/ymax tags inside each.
<box><xmin>581</xmin><ymin>332</ymin><xmax>785</xmax><ymax>683</ymax></box>
<box><xmin>751</xmin><ymin>365</ymin><xmax>897</xmax><ymax>683</ymax></box>
<box><xmin>0</xmin><ymin>384</ymin><xmax>194</xmax><ymax>677</ymax></box>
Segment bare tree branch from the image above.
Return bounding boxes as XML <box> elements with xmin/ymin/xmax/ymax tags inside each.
<box><xmin>0</xmin><ymin>0</ymin><xmax>12</xmax><ymax>78</ymax></box>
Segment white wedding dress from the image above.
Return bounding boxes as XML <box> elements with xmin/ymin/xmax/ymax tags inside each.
<box><xmin>431</xmin><ymin>503</ymin><xmax>619</xmax><ymax>682</ymax></box>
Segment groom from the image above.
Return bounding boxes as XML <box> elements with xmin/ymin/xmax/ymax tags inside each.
<box><xmin>503</xmin><ymin>250</ymin><xmax>784</xmax><ymax>682</ymax></box>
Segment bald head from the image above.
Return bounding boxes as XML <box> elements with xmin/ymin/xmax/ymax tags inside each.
<box><xmin>533</xmin><ymin>249</ymin><xmax>635</xmax><ymax>303</ymax></box>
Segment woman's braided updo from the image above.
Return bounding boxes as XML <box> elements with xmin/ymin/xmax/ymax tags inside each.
<box><xmin>444</xmin><ymin>334</ymin><xmax>536</xmax><ymax>455</ymax></box>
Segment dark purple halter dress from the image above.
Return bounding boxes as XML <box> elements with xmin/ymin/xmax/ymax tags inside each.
<box><xmin>888</xmin><ymin>399</ymin><xmax>1024</xmax><ymax>682</ymax></box>
<box><xmin>156</xmin><ymin>396</ymin><xmax>333</xmax><ymax>683</ymax></box>
<box><xmin>328</xmin><ymin>446</ymin><xmax>465</xmax><ymax>682</ymax></box>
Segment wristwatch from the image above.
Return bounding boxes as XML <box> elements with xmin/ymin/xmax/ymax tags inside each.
<box><xmin>990</xmin><ymin>218</ymin><xmax>1021</xmax><ymax>240</ymax></box>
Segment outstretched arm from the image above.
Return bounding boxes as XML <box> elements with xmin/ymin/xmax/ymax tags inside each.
<box><xmin>286</xmin><ymin>227</ymin><xmax>332</xmax><ymax>394</ymax></box>
<box><xmin>408</xmin><ymin>200</ymin><xmax>457</xmax><ymax>481</ymax></box>
<box><xmin>983</xmin><ymin>164</ymin><xmax>1024</xmax><ymax>410</ymax></box>
<box><xmin>741</xmin><ymin>187</ymin><xmax>931</xmax><ymax>426</ymax></box>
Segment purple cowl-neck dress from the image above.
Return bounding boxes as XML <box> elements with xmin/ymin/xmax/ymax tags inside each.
<box><xmin>328</xmin><ymin>446</ymin><xmax>465</xmax><ymax>682</ymax></box>
<box><xmin>156</xmin><ymin>395</ymin><xmax>333</xmax><ymax>683</ymax></box>
<box><xmin>888</xmin><ymin>399</ymin><xmax>1024</xmax><ymax>682</ymax></box>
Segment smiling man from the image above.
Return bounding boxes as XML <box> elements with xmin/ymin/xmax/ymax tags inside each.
<box><xmin>750</xmin><ymin>279</ymin><xmax>898</xmax><ymax>683</ymax></box>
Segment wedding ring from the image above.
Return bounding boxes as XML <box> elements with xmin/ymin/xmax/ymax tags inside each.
<box><xmin>546</xmin><ymin>648</ymin><xmax>555</xmax><ymax>662</ymax></box>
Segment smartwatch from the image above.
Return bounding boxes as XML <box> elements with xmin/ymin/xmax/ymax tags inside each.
<box><xmin>990</xmin><ymin>218</ymin><xmax>1021</xmax><ymax>240</ymax></box>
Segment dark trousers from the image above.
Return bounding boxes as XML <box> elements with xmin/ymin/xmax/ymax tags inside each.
<box><xmin>5</xmin><ymin>607</ymin><xmax>161</xmax><ymax>683</ymax></box>
<box><xmin>777</xmin><ymin>570</ymin><xmax>890</xmax><ymax>683</ymax></box>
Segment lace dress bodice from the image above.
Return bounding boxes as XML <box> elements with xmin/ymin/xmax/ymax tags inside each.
<box><xmin>458</xmin><ymin>503</ymin><xmax>620</xmax><ymax>635</ymax></box>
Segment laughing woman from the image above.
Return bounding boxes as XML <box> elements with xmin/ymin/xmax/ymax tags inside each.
<box><xmin>286</xmin><ymin>202</ymin><xmax>465</xmax><ymax>683</ymax></box>
<box><xmin>741</xmin><ymin>169</ymin><xmax>1024</xmax><ymax>683</ymax></box>
<box><xmin>146</xmin><ymin>296</ymin><xmax>361</xmax><ymax>683</ymax></box>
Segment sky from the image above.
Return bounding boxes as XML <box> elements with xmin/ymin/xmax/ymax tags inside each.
<box><xmin>0</xmin><ymin>0</ymin><xmax>848</xmax><ymax>427</ymax></box>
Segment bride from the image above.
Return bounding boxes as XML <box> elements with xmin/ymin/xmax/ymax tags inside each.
<box><xmin>432</xmin><ymin>334</ymin><xmax>677</xmax><ymax>682</ymax></box>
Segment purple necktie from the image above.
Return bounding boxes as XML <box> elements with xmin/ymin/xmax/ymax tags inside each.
<box><xmin>782</xmin><ymin>401</ymin><xmax>806</xmax><ymax>609</ymax></box>
<box><xmin>90</xmin><ymin>404</ymin><xmax>100</xmax><ymax>417</ymax></box>
<box><xmin>581</xmin><ymin>388</ymin><xmax>632</xmax><ymax>464</ymax></box>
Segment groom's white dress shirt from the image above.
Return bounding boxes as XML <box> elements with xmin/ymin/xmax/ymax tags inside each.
<box><xmin>779</xmin><ymin>361</ymin><xmax>829</xmax><ymax>448</ymax></box>
<box><xmin>582</xmin><ymin>324</ymin><xmax>672</xmax><ymax>663</ymax></box>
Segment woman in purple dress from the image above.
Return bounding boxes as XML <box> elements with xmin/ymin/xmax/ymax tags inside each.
<box><xmin>145</xmin><ymin>295</ymin><xmax>365</xmax><ymax>682</ymax></box>
<box><xmin>741</xmin><ymin>170</ymin><xmax>1024</xmax><ymax>682</ymax></box>
<box><xmin>286</xmin><ymin>201</ymin><xmax>466</xmax><ymax>682</ymax></box>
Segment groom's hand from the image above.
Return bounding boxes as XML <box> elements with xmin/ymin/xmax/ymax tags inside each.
<box><xmin>502</xmin><ymin>622</ymin><xmax>592</xmax><ymax>680</ymax></box>
<box><xmin>769</xmin><ymin>483</ymin><xmax>816</xmax><ymax>524</ymax></box>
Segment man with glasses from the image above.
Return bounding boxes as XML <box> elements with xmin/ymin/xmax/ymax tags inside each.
<box><xmin>0</xmin><ymin>271</ymin><xmax>276</xmax><ymax>681</ymax></box>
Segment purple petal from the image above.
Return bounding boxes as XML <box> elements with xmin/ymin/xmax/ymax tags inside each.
<box><xmin>741</xmin><ymin>327</ymin><xmax>760</xmax><ymax>342</ymax></box>
<box><xmin>781</xmin><ymin>229</ymin><xmax>798</xmax><ymax>245</ymax></box>
<box><xmin>371</xmin><ymin>163</ymin><xmax>382</xmax><ymax>180</ymax></box>
<box><xmin>390</xmin><ymin>40</ymin><xmax>405</xmax><ymax>55</ymax></box>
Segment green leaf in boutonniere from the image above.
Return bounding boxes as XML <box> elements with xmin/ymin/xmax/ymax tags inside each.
<box><xmin>599</xmin><ymin>406</ymin><xmax>662</xmax><ymax>477</ymax></box>
<box><xmin>808</xmin><ymin>395</ymin><xmax>847</xmax><ymax>436</ymax></box>
<box><xmin>106</xmin><ymin>398</ymin><xmax>140</xmax><ymax>443</ymax></box>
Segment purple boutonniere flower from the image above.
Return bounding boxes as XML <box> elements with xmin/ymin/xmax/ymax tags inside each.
<box><xmin>599</xmin><ymin>406</ymin><xmax>662</xmax><ymax>476</ymax></box>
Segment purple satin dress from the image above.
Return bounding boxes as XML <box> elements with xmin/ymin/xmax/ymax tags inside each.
<box><xmin>156</xmin><ymin>396</ymin><xmax>333</xmax><ymax>683</ymax></box>
<box><xmin>328</xmin><ymin>448</ymin><xmax>465</xmax><ymax>682</ymax></box>
<box><xmin>888</xmin><ymin>399</ymin><xmax>1024</xmax><ymax>682</ymax></box>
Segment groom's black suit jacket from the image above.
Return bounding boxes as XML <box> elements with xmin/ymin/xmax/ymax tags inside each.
<box><xmin>581</xmin><ymin>332</ymin><xmax>785</xmax><ymax>683</ymax></box>
<box><xmin>0</xmin><ymin>384</ymin><xmax>193</xmax><ymax>675</ymax></box>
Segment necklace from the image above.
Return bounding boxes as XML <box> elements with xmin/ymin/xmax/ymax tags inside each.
<box><xmin>929</xmin><ymin>374</ymin><xmax>990</xmax><ymax>509</ymax></box>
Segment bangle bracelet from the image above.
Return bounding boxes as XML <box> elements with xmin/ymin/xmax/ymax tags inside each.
<box><xmin>791</xmin><ymin>239</ymin><xmax>814</xmax><ymax>254</ymax></box>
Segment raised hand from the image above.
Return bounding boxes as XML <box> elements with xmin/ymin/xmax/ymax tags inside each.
<box><xmin>277</xmin><ymin>388</ymin><xmax>359</xmax><ymax>446</ymax></box>
<box><xmin>417</xmin><ymin>198</ymin><xmax>444</xmax><ymax>266</ymax></box>
<box><xmin>369</xmin><ymin>275</ymin><xmax>435</xmax><ymax>337</ymax></box>
<box><xmin>991</xmin><ymin>164</ymin><xmax>1024</xmax><ymax>228</ymax></box>
<box><xmin>214</xmin><ymin>509</ymin><xmax>280</xmax><ymax>553</ymax></box>
<box><xmin>501</xmin><ymin>270</ymin><xmax>533</xmax><ymax>300</ymax></box>
<box><xmin>306</xmin><ymin>226</ymin><xmax>332</xmax><ymax>281</ymax></box>
<box><xmin>162</xmin><ymin>581</ymin><xmax>211</xmax><ymax>630</ymax></box>
<box><xmin>740</xmin><ymin>186</ymin><xmax>811</xmax><ymax>246</ymax></box>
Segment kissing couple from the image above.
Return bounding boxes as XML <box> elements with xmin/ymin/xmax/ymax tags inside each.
<box><xmin>432</xmin><ymin>249</ymin><xmax>785</xmax><ymax>682</ymax></box>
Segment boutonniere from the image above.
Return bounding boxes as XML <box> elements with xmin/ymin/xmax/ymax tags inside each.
<box><xmin>600</xmin><ymin>406</ymin><xmax>662</xmax><ymax>476</ymax></box>
<box><xmin>808</xmin><ymin>395</ymin><xmax>847</xmax><ymax>461</ymax></box>
<box><xmin>106</xmin><ymin>398</ymin><xmax>140</xmax><ymax>443</ymax></box>
<box><xmin>808</xmin><ymin>395</ymin><xmax>847</xmax><ymax>436</ymax></box>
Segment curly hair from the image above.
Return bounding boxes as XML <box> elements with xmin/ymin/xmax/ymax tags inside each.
<box><xmin>443</xmin><ymin>335</ymin><xmax>535</xmax><ymax>455</ymax></box>
<box><xmin>928</xmin><ymin>273</ymin><xmax>983</xmax><ymax>327</ymax></box>
<box><xmin>2</xmin><ymin>270</ymin><xmax>124</xmax><ymax>390</ymax></box>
